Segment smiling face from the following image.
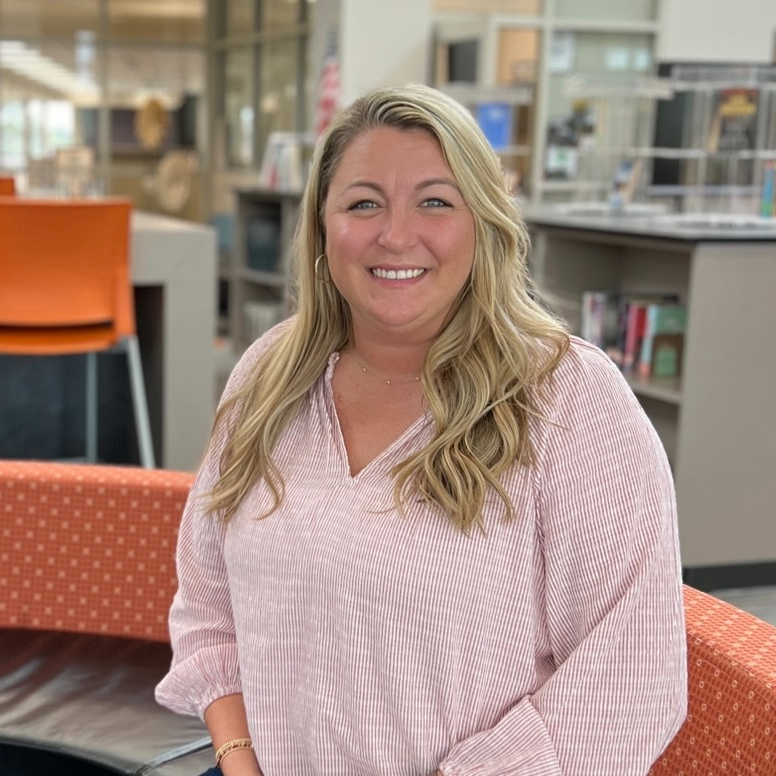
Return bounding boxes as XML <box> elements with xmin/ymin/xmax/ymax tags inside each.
<box><xmin>323</xmin><ymin>127</ymin><xmax>476</xmax><ymax>345</ymax></box>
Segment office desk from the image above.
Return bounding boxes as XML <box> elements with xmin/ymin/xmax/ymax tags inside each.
<box><xmin>0</xmin><ymin>212</ymin><xmax>217</xmax><ymax>472</ymax></box>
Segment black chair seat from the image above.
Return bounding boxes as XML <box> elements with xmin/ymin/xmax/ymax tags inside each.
<box><xmin>0</xmin><ymin>629</ymin><xmax>213</xmax><ymax>775</ymax></box>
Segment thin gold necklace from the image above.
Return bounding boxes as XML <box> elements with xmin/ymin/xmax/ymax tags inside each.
<box><xmin>347</xmin><ymin>350</ymin><xmax>421</xmax><ymax>386</ymax></box>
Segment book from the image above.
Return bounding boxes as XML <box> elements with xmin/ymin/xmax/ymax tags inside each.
<box><xmin>638</xmin><ymin>303</ymin><xmax>687</xmax><ymax>377</ymax></box>
<box><xmin>651</xmin><ymin>333</ymin><xmax>684</xmax><ymax>378</ymax></box>
<box><xmin>706</xmin><ymin>88</ymin><xmax>758</xmax><ymax>153</ymax></box>
<box><xmin>580</xmin><ymin>291</ymin><xmax>620</xmax><ymax>357</ymax></box>
<box><xmin>762</xmin><ymin>162</ymin><xmax>775</xmax><ymax>218</ymax></box>
<box><xmin>246</xmin><ymin>217</ymin><xmax>281</xmax><ymax>272</ymax></box>
<box><xmin>580</xmin><ymin>291</ymin><xmax>682</xmax><ymax>373</ymax></box>
<box><xmin>622</xmin><ymin>301</ymin><xmax>650</xmax><ymax>372</ymax></box>
<box><xmin>616</xmin><ymin>293</ymin><xmax>680</xmax><ymax>372</ymax></box>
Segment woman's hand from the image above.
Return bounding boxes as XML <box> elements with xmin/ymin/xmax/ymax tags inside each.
<box><xmin>205</xmin><ymin>694</ymin><xmax>263</xmax><ymax>775</ymax></box>
<box><xmin>218</xmin><ymin>749</ymin><xmax>263</xmax><ymax>775</ymax></box>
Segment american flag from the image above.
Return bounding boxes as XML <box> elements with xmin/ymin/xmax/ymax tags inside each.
<box><xmin>314</xmin><ymin>33</ymin><xmax>341</xmax><ymax>140</ymax></box>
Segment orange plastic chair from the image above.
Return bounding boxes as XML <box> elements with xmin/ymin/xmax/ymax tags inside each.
<box><xmin>0</xmin><ymin>197</ymin><xmax>155</xmax><ymax>467</ymax></box>
<box><xmin>0</xmin><ymin>176</ymin><xmax>15</xmax><ymax>195</ymax></box>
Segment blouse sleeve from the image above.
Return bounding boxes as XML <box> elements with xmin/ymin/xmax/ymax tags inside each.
<box><xmin>439</xmin><ymin>341</ymin><xmax>687</xmax><ymax>776</ymax></box>
<box><xmin>155</xmin><ymin>321</ymin><xmax>291</xmax><ymax>719</ymax></box>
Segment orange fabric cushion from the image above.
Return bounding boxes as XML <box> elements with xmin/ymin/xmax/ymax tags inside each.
<box><xmin>0</xmin><ymin>460</ymin><xmax>193</xmax><ymax>642</ymax></box>
<box><xmin>650</xmin><ymin>585</ymin><xmax>776</xmax><ymax>774</ymax></box>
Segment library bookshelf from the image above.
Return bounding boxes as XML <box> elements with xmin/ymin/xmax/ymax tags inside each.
<box><xmin>522</xmin><ymin>204</ymin><xmax>776</xmax><ymax>582</ymax></box>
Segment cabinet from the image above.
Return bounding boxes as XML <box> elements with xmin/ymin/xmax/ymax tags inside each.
<box><xmin>523</xmin><ymin>206</ymin><xmax>776</xmax><ymax>585</ymax></box>
<box><xmin>231</xmin><ymin>186</ymin><xmax>302</xmax><ymax>352</ymax></box>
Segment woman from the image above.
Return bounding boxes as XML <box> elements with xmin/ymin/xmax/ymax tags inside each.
<box><xmin>156</xmin><ymin>84</ymin><xmax>687</xmax><ymax>776</ymax></box>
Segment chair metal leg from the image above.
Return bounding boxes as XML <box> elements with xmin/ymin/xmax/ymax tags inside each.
<box><xmin>85</xmin><ymin>352</ymin><xmax>98</xmax><ymax>463</ymax></box>
<box><xmin>125</xmin><ymin>335</ymin><xmax>156</xmax><ymax>469</ymax></box>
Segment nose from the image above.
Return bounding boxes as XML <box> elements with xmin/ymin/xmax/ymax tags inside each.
<box><xmin>377</xmin><ymin>207</ymin><xmax>419</xmax><ymax>253</ymax></box>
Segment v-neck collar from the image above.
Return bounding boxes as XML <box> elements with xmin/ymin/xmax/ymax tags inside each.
<box><xmin>320</xmin><ymin>352</ymin><xmax>430</xmax><ymax>482</ymax></box>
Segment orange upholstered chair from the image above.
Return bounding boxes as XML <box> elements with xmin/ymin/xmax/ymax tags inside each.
<box><xmin>650</xmin><ymin>585</ymin><xmax>776</xmax><ymax>774</ymax></box>
<box><xmin>0</xmin><ymin>176</ymin><xmax>16</xmax><ymax>195</ymax></box>
<box><xmin>0</xmin><ymin>459</ymin><xmax>194</xmax><ymax>641</ymax></box>
<box><xmin>0</xmin><ymin>458</ymin><xmax>211</xmax><ymax>776</ymax></box>
<box><xmin>0</xmin><ymin>197</ymin><xmax>155</xmax><ymax>467</ymax></box>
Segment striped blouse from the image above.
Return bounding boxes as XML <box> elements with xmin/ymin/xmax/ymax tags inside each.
<box><xmin>155</xmin><ymin>327</ymin><xmax>687</xmax><ymax>776</ymax></box>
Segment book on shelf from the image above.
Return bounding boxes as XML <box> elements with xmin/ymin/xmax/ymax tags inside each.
<box><xmin>246</xmin><ymin>217</ymin><xmax>281</xmax><ymax>272</ymax></box>
<box><xmin>706</xmin><ymin>88</ymin><xmax>758</xmax><ymax>153</ymax></box>
<box><xmin>580</xmin><ymin>291</ymin><xmax>621</xmax><ymax>359</ymax></box>
<box><xmin>580</xmin><ymin>291</ymin><xmax>684</xmax><ymax>377</ymax></box>
<box><xmin>762</xmin><ymin>161</ymin><xmax>775</xmax><ymax>218</ymax></box>
<box><xmin>622</xmin><ymin>301</ymin><xmax>649</xmax><ymax>372</ymax></box>
<box><xmin>618</xmin><ymin>294</ymin><xmax>680</xmax><ymax>373</ymax></box>
<box><xmin>638</xmin><ymin>303</ymin><xmax>687</xmax><ymax>378</ymax></box>
<box><xmin>650</xmin><ymin>332</ymin><xmax>684</xmax><ymax>379</ymax></box>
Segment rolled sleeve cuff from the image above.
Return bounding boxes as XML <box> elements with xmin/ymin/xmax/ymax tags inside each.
<box><xmin>439</xmin><ymin>698</ymin><xmax>562</xmax><ymax>776</ymax></box>
<box><xmin>155</xmin><ymin>643</ymin><xmax>242</xmax><ymax>720</ymax></box>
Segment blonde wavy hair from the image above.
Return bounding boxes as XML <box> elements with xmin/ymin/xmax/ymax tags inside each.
<box><xmin>209</xmin><ymin>83</ymin><xmax>569</xmax><ymax>531</ymax></box>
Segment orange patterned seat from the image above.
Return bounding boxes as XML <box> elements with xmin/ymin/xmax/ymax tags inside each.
<box><xmin>0</xmin><ymin>459</ymin><xmax>214</xmax><ymax>773</ymax></box>
<box><xmin>2</xmin><ymin>460</ymin><xmax>775</xmax><ymax>773</ymax></box>
<box><xmin>650</xmin><ymin>585</ymin><xmax>776</xmax><ymax>775</ymax></box>
<box><xmin>0</xmin><ymin>459</ymin><xmax>194</xmax><ymax>642</ymax></box>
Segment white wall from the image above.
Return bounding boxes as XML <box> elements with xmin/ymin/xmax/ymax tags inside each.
<box><xmin>658</xmin><ymin>0</ymin><xmax>776</xmax><ymax>63</ymax></box>
<box><xmin>308</xmin><ymin>0</ymin><xmax>432</xmax><ymax>124</ymax></box>
<box><xmin>338</xmin><ymin>0</ymin><xmax>432</xmax><ymax>105</ymax></box>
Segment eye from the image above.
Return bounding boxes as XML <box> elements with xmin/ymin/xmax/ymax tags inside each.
<box><xmin>422</xmin><ymin>197</ymin><xmax>450</xmax><ymax>208</ymax></box>
<box><xmin>348</xmin><ymin>200</ymin><xmax>378</xmax><ymax>211</ymax></box>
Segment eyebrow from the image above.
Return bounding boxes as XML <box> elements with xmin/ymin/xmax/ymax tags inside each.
<box><xmin>344</xmin><ymin>178</ymin><xmax>461</xmax><ymax>194</ymax></box>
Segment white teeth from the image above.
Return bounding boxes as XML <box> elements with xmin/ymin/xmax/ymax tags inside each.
<box><xmin>372</xmin><ymin>268</ymin><xmax>425</xmax><ymax>280</ymax></box>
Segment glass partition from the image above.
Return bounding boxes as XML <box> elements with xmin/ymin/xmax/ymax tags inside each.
<box><xmin>257</xmin><ymin>38</ymin><xmax>303</xmax><ymax>157</ymax></box>
<box><xmin>433</xmin><ymin>0</ymin><xmax>543</xmax><ymax>14</ymax></box>
<box><xmin>0</xmin><ymin>0</ymin><xmax>206</xmax><ymax>218</ymax></box>
<box><xmin>0</xmin><ymin>0</ymin><xmax>99</xmax><ymax>38</ymax></box>
<box><xmin>543</xmin><ymin>31</ymin><xmax>656</xmax><ymax>190</ymax></box>
<box><xmin>260</xmin><ymin>0</ymin><xmax>303</xmax><ymax>31</ymax></box>
<box><xmin>0</xmin><ymin>37</ymin><xmax>102</xmax><ymax>188</ymax></box>
<box><xmin>554</xmin><ymin>0</ymin><xmax>657</xmax><ymax>24</ymax></box>
<box><xmin>210</xmin><ymin>0</ymin><xmax>309</xmax><ymax>187</ymax></box>
<box><xmin>103</xmin><ymin>43</ymin><xmax>204</xmax><ymax>215</ymax></box>
<box><xmin>223</xmin><ymin>0</ymin><xmax>255</xmax><ymax>38</ymax></box>
<box><xmin>222</xmin><ymin>46</ymin><xmax>256</xmax><ymax>167</ymax></box>
<box><xmin>108</xmin><ymin>0</ymin><xmax>205</xmax><ymax>43</ymax></box>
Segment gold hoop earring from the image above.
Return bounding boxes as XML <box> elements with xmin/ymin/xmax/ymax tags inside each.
<box><xmin>314</xmin><ymin>253</ymin><xmax>332</xmax><ymax>283</ymax></box>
